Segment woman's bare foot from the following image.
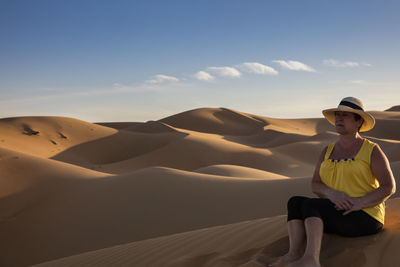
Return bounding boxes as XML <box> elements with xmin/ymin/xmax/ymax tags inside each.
<box><xmin>286</xmin><ymin>255</ymin><xmax>320</xmax><ymax>267</ymax></box>
<box><xmin>268</xmin><ymin>251</ymin><xmax>302</xmax><ymax>266</ymax></box>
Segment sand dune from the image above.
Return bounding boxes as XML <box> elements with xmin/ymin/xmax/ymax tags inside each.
<box><xmin>95</xmin><ymin>129</ymin><xmax>315</xmax><ymax>177</ymax></box>
<box><xmin>385</xmin><ymin>106</ymin><xmax>400</xmax><ymax>112</ymax></box>
<box><xmin>0</xmin><ymin>116</ymin><xmax>117</xmax><ymax>158</ymax></box>
<box><xmin>0</xmin><ymin>146</ymin><xmax>108</xmax><ymax>198</ymax></box>
<box><xmin>0</xmin><ymin>166</ymin><xmax>313</xmax><ymax>266</ymax></box>
<box><xmin>159</xmin><ymin>107</ymin><xmax>267</xmax><ymax>136</ymax></box>
<box><xmin>159</xmin><ymin>107</ymin><xmax>333</xmax><ymax>136</ymax></box>
<box><xmin>52</xmin><ymin>129</ymin><xmax>186</xmax><ymax>169</ymax></box>
<box><xmin>1</xmin><ymin>107</ymin><xmax>399</xmax><ymax>266</ymax></box>
<box><xmin>33</xmin><ymin>197</ymin><xmax>400</xmax><ymax>267</ymax></box>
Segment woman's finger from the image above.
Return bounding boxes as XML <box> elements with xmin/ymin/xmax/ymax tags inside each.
<box><xmin>342</xmin><ymin>195</ymin><xmax>354</xmax><ymax>204</ymax></box>
<box><xmin>344</xmin><ymin>200</ymin><xmax>353</xmax><ymax>209</ymax></box>
<box><xmin>343</xmin><ymin>207</ymin><xmax>354</xmax><ymax>215</ymax></box>
<box><xmin>338</xmin><ymin>200</ymin><xmax>353</xmax><ymax>210</ymax></box>
<box><xmin>336</xmin><ymin>202</ymin><xmax>346</xmax><ymax>210</ymax></box>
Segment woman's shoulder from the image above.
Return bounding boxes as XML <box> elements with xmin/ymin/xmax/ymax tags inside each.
<box><xmin>319</xmin><ymin>144</ymin><xmax>332</xmax><ymax>161</ymax></box>
<box><xmin>361</xmin><ymin>138</ymin><xmax>384</xmax><ymax>162</ymax></box>
<box><xmin>363</xmin><ymin>138</ymin><xmax>378</xmax><ymax>147</ymax></box>
<box><xmin>325</xmin><ymin>142</ymin><xmax>335</xmax><ymax>153</ymax></box>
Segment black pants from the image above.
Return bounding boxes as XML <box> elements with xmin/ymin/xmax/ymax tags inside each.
<box><xmin>287</xmin><ymin>196</ymin><xmax>383</xmax><ymax>237</ymax></box>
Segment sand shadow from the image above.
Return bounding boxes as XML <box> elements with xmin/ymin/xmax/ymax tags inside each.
<box><xmin>50</xmin><ymin>126</ymin><xmax>188</xmax><ymax>172</ymax></box>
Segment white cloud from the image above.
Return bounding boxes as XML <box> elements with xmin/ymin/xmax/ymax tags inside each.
<box><xmin>272</xmin><ymin>60</ymin><xmax>316</xmax><ymax>72</ymax></box>
<box><xmin>146</xmin><ymin>74</ymin><xmax>179</xmax><ymax>84</ymax></box>
<box><xmin>207</xmin><ymin>66</ymin><xmax>242</xmax><ymax>77</ymax></box>
<box><xmin>194</xmin><ymin>71</ymin><xmax>215</xmax><ymax>81</ymax></box>
<box><xmin>238</xmin><ymin>62</ymin><xmax>278</xmax><ymax>75</ymax></box>
<box><xmin>323</xmin><ymin>59</ymin><xmax>372</xmax><ymax>68</ymax></box>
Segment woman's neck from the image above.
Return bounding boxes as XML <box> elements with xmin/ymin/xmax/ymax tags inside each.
<box><xmin>338</xmin><ymin>132</ymin><xmax>363</xmax><ymax>147</ymax></box>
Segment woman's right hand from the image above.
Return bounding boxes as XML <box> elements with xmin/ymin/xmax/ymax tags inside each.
<box><xmin>328</xmin><ymin>191</ymin><xmax>354</xmax><ymax>211</ymax></box>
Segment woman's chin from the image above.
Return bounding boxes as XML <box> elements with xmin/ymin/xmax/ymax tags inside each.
<box><xmin>335</xmin><ymin>128</ymin><xmax>347</xmax><ymax>135</ymax></box>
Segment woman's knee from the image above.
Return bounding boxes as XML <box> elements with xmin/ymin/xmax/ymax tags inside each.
<box><xmin>287</xmin><ymin>196</ymin><xmax>309</xmax><ymax>221</ymax></box>
<box><xmin>301</xmin><ymin>198</ymin><xmax>331</xmax><ymax>220</ymax></box>
<box><xmin>287</xmin><ymin>196</ymin><xmax>309</xmax><ymax>211</ymax></box>
<box><xmin>302</xmin><ymin>198</ymin><xmax>332</xmax><ymax>209</ymax></box>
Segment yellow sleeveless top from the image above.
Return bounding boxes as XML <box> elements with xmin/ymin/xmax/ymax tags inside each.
<box><xmin>319</xmin><ymin>138</ymin><xmax>385</xmax><ymax>224</ymax></box>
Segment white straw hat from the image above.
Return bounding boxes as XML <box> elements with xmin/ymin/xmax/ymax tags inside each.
<box><xmin>322</xmin><ymin>97</ymin><xmax>375</xmax><ymax>132</ymax></box>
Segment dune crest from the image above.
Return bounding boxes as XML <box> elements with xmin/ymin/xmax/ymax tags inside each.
<box><xmin>194</xmin><ymin>164</ymin><xmax>289</xmax><ymax>179</ymax></box>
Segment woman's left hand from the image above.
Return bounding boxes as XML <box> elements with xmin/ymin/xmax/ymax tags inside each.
<box><xmin>342</xmin><ymin>198</ymin><xmax>364</xmax><ymax>215</ymax></box>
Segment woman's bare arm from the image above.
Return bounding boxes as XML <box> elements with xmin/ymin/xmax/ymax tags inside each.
<box><xmin>343</xmin><ymin>145</ymin><xmax>396</xmax><ymax>215</ymax></box>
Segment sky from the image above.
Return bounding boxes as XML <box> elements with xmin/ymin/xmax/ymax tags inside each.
<box><xmin>1</xmin><ymin>0</ymin><xmax>399</xmax><ymax>122</ymax></box>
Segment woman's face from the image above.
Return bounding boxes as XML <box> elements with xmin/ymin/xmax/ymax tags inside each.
<box><xmin>334</xmin><ymin>111</ymin><xmax>363</xmax><ymax>135</ymax></box>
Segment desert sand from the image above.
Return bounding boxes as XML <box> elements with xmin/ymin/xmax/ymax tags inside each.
<box><xmin>0</xmin><ymin>107</ymin><xmax>399</xmax><ymax>267</ymax></box>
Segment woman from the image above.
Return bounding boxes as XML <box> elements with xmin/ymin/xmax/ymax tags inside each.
<box><xmin>270</xmin><ymin>97</ymin><xmax>396</xmax><ymax>267</ymax></box>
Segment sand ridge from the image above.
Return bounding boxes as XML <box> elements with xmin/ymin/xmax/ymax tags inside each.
<box><xmin>194</xmin><ymin>164</ymin><xmax>290</xmax><ymax>179</ymax></box>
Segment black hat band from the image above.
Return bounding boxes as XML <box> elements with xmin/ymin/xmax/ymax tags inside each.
<box><xmin>339</xmin><ymin>100</ymin><xmax>363</xmax><ymax>111</ymax></box>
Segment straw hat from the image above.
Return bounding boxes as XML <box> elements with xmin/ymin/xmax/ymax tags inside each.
<box><xmin>322</xmin><ymin>97</ymin><xmax>375</xmax><ymax>132</ymax></box>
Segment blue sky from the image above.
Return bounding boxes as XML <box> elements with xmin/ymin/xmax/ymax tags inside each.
<box><xmin>1</xmin><ymin>0</ymin><xmax>399</xmax><ymax>122</ymax></box>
